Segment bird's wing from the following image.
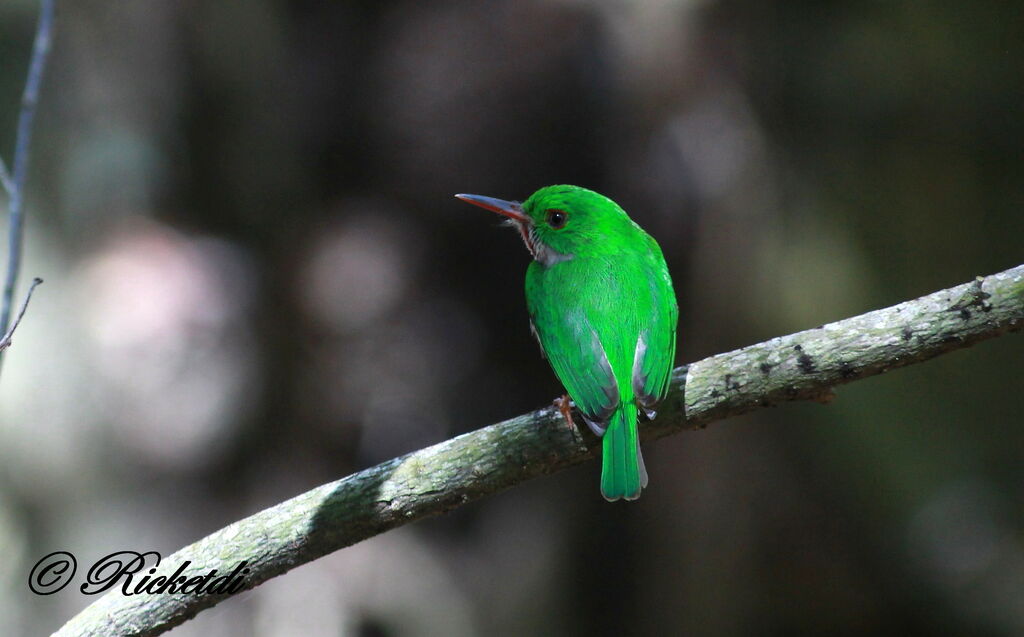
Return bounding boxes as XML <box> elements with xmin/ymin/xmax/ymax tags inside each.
<box><xmin>528</xmin><ymin>308</ymin><xmax>619</xmax><ymax>435</ymax></box>
<box><xmin>633</xmin><ymin>253</ymin><xmax>678</xmax><ymax>412</ymax></box>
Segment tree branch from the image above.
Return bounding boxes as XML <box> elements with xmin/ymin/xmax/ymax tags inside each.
<box><xmin>0</xmin><ymin>0</ymin><xmax>54</xmax><ymax>373</ymax></box>
<box><xmin>53</xmin><ymin>265</ymin><xmax>1024</xmax><ymax>637</ymax></box>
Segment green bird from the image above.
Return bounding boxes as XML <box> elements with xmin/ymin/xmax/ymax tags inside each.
<box><xmin>456</xmin><ymin>185</ymin><xmax>678</xmax><ymax>501</ymax></box>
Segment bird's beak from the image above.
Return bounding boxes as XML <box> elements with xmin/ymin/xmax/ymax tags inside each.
<box><xmin>454</xmin><ymin>193</ymin><xmax>530</xmax><ymax>224</ymax></box>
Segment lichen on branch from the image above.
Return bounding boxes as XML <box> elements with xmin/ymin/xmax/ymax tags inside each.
<box><xmin>54</xmin><ymin>264</ymin><xmax>1024</xmax><ymax>637</ymax></box>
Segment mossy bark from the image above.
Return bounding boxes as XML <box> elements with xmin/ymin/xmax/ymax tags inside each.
<box><xmin>54</xmin><ymin>265</ymin><xmax>1024</xmax><ymax>637</ymax></box>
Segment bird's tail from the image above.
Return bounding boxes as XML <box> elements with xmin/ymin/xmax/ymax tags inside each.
<box><xmin>600</xmin><ymin>401</ymin><xmax>648</xmax><ymax>501</ymax></box>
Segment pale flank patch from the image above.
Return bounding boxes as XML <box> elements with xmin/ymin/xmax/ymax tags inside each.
<box><xmin>631</xmin><ymin>331</ymin><xmax>648</xmax><ymax>394</ymax></box>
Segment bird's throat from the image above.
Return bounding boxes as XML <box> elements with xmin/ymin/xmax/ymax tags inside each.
<box><xmin>514</xmin><ymin>221</ymin><xmax>573</xmax><ymax>267</ymax></box>
<box><xmin>515</xmin><ymin>222</ymin><xmax>539</xmax><ymax>259</ymax></box>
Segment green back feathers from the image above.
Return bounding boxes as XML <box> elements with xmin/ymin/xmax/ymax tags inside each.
<box><xmin>520</xmin><ymin>185</ymin><xmax>677</xmax><ymax>501</ymax></box>
<box><xmin>458</xmin><ymin>184</ymin><xmax>678</xmax><ymax>501</ymax></box>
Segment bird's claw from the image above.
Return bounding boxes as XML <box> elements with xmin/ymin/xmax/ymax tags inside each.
<box><xmin>554</xmin><ymin>394</ymin><xmax>574</xmax><ymax>429</ymax></box>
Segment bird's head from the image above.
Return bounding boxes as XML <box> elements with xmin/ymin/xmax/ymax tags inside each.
<box><xmin>456</xmin><ymin>185</ymin><xmax>631</xmax><ymax>265</ymax></box>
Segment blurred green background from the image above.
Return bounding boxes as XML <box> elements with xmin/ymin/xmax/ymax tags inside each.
<box><xmin>1</xmin><ymin>1</ymin><xmax>1022</xmax><ymax>635</ymax></box>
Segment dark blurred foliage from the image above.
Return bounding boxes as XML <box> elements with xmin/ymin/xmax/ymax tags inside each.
<box><xmin>1</xmin><ymin>1</ymin><xmax>1022</xmax><ymax>636</ymax></box>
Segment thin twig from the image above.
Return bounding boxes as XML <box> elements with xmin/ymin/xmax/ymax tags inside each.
<box><xmin>0</xmin><ymin>0</ymin><xmax>55</xmax><ymax>372</ymax></box>
<box><xmin>0</xmin><ymin>155</ymin><xmax>12</xmax><ymax>195</ymax></box>
<box><xmin>52</xmin><ymin>264</ymin><xmax>1024</xmax><ymax>637</ymax></box>
<box><xmin>0</xmin><ymin>277</ymin><xmax>42</xmax><ymax>350</ymax></box>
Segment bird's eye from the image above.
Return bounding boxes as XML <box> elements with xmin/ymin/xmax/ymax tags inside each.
<box><xmin>546</xmin><ymin>209</ymin><xmax>568</xmax><ymax>229</ymax></box>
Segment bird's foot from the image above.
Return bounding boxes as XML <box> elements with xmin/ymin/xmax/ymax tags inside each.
<box><xmin>554</xmin><ymin>394</ymin><xmax>574</xmax><ymax>429</ymax></box>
